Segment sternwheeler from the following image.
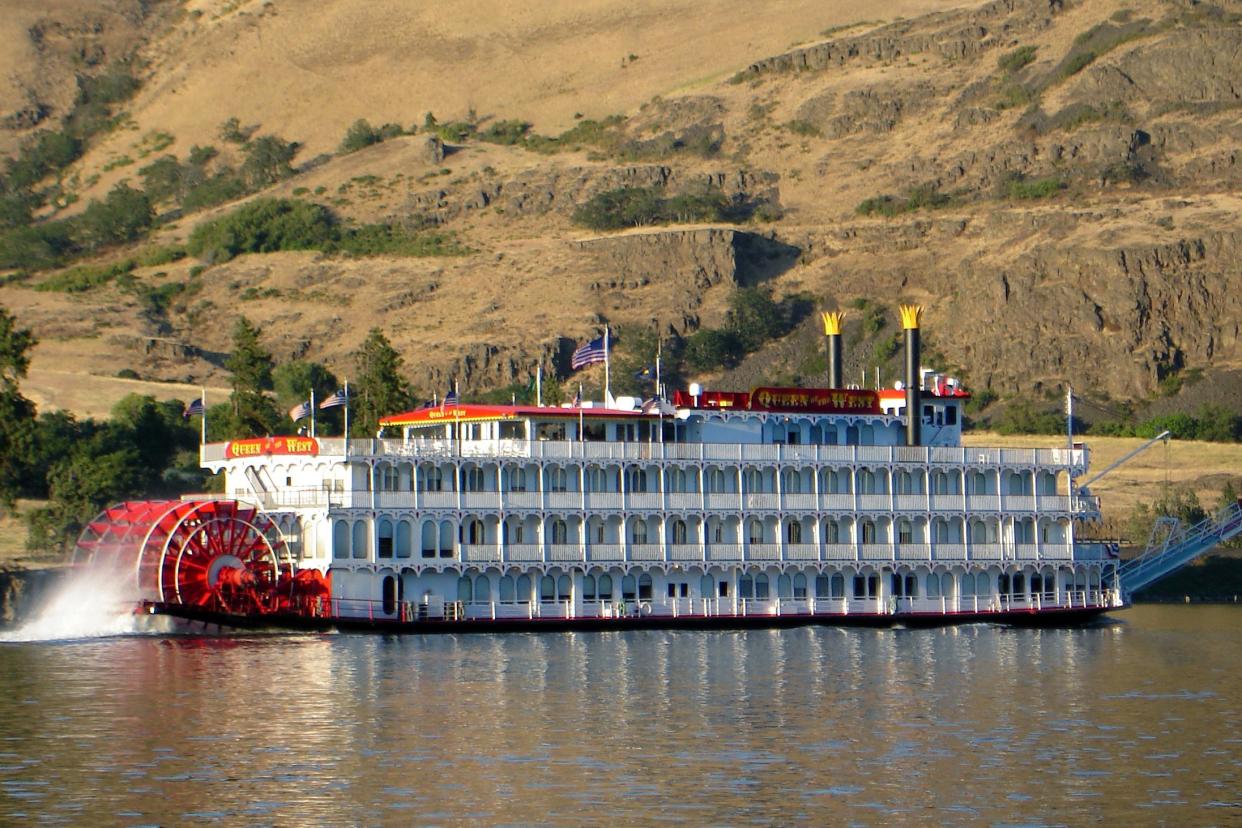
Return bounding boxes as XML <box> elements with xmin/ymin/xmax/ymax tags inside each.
<box><xmin>73</xmin><ymin>306</ymin><xmax>1242</xmax><ymax>633</ymax></box>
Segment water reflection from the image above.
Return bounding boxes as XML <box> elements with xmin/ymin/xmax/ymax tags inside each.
<box><xmin>0</xmin><ymin>607</ymin><xmax>1240</xmax><ymax>824</ymax></box>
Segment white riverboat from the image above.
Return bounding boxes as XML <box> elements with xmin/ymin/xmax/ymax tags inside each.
<box><xmin>78</xmin><ymin>305</ymin><xmax>1136</xmax><ymax>631</ymax></box>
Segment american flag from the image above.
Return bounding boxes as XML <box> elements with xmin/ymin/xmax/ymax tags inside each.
<box><xmin>182</xmin><ymin>398</ymin><xmax>205</xmax><ymax>419</ymax></box>
<box><xmin>571</xmin><ymin>334</ymin><xmax>608</xmax><ymax>370</ymax></box>
<box><xmin>443</xmin><ymin>385</ymin><xmax>459</xmax><ymax>406</ymax></box>
<box><xmin>289</xmin><ymin>400</ymin><xmax>312</xmax><ymax>422</ymax></box>
<box><xmin>319</xmin><ymin>389</ymin><xmax>348</xmax><ymax>409</ymax></box>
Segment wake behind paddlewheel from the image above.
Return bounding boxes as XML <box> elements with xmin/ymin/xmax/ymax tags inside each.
<box><xmin>74</xmin><ymin>499</ymin><xmax>295</xmax><ymax>616</ymax></box>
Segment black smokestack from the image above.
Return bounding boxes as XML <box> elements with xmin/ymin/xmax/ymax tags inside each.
<box><xmin>900</xmin><ymin>305</ymin><xmax>924</xmax><ymax>446</ymax></box>
<box><xmin>822</xmin><ymin>311</ymin><xmax>844</xmax><ymax>388</ymax></box>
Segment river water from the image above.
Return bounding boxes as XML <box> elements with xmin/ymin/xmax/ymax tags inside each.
<box><xmin>1</xmin><ymin>605</ymin><xmax>1240</xmax><ymax>825</ymax></box>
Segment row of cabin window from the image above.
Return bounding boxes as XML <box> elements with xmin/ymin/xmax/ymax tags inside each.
<box><xmin>334</xmin><ymin>513</ymin><xmax>1066</xmax><ymax>559</ymax></box>
<box><xmin>446</xmin><ymin>568</ymin><xmax>1094</xmax><ymax>605</ymax></box>
<box><xmin>375</xmin><ymin>465</ymin><xmax>1059</xmax><ymax>496</ymax></box>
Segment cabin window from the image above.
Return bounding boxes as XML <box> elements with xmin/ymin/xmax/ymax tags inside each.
<box><xmin>582</xmin><ymin>422</ymin><xmax>606</xmax><ymax>441</ymax></box>
<box><xmin>708</xmin><ymin>469</ymin><xmax>728</xmax><ymax>493</ymax></box>
<box><xmin>396</xmin><ymin>520</ymin><xmax>412</xmax><ymax>558</ymax></box>
<box><xmin>439</xmin><ymin>521</ymin><xmax>454</xmax><ymax>557</ymax></box>
<box><xmin>897</xmin><ymin>520</ymin><xmax>913</xmax><ymax>545</ymax></box>
<box><xmin>351</xmin><ymin>521</ymin><xmax>368</xmax><ymax>559</ymax></box>
<box><xmin>739</xmin><ymin>574</ymin><xmax>754</xmax><ymax>599</ymax></box>
<box><xmin>625</xmin><ymin>466</ymin><xmax>648</xmax><ymax>493</ymax></box>
<box><xmin>463</xmin><ymin>467</ymin><xmax>485</xmax><ymax>492</ymax></box>
<box><xmin>421</xmin><ymin>522</ymin><xmax>436</xmax><ymax>558</ymax></box>
<box><xmin>499</xmin><ymin>421</ymin><xmax>526</xmax><ymax>440</ymax></box>
<box><xmin>745</xmin><ymin>469</ymin><xmax>765</xmax><ymax>493</ymax></box>
<box><xmin>945</xmin><ymin>406</ymin><xmax>957</xmax><ymax>425</ymax></box>
<box><xmin>598</xmin><ymin>574</ymin><xmax>613</xmax><ymax>600</ymax></box>
<box><xmin>507</xmin><ymin>521</ymin><xmax>524</xmax><ymax>544</ymax></box>
<box><xmin>700</xmin><ymin>574</ymin><xmax>714</xmax><ymax>598</ymax></box>
<box><xmin>475</xmin><ymin>576</ymin><xmax>490</xmax><ymax>602</ymax></box>
<box><xmin>499</xmin><ymin>576</ymin><xmax>516</xmax><ymax>602</ymax></box>
<box><xmin>793</xmin><ymin>572</ymin><xmax>807</xmax><ymax>599</ymax></box>
<box><xmin>550</xmin><ymin>519</ymin><xmax>569</xmax><ymax>545</ymax></box>
<box><xmin>860</xmin><ymin>520</ymin><xmax>877</xmax><ymax>544</ymax></box>
<box><xmin>718</xmin><ymin>581</ymin><xmax>729</xmax><ymax>598</ymax></box>
<box><xmin>824</xmin><ymin>520</ymin><xmax>840</xmax><ymax>544</ymax></box>
<box><xmin>462</xmin><ymin>518</ymin><xmax>484</xmax><ymax>545</ymax></box>
<box><xmin>546</xmin><ymin>466</ymin><xmax>568</xmax><ymax>493</ymax></box>
<box><xmin>637</xmin><ymin>573</ymin><xmax>652</xmax><ymax>601</ymax></box>
<box><xmin>516</xmin><ymin>574</ymin><xmax>532</xmax><ymax>601</ymax></box>
<box><xmin>782</xmin><ymin>469</ymin><xmax>801</xmax><ymax>494</ymax></box>
<box><xmin>748</xmin><ymin>520</ymin><xmax>764</xmax><ymax>545</ymax></box>
<box><xmin>622</xmin><ymin>575</ymin><xmax>637</xmax><ymax>601</ymax></box>
<box><xmin>630</xmin><ymin>520</ymin><xmax>649</xmax><ymax>545</ymax></box>
<box><xmin>540</xmin><ymin>575</ymin><xmax>556</xmax><ymax>601</ymax></box>
<box><xmin>777</xmin><ymin>573</ymin><xmax>792</xmax><ymax>599</ymax></box>
<box><xmin>332</xmin><ymin>520</ymin><xmax>349</xmax><ymax>559</ymax></box>
<box><xmin>670</xmin><ymin>519</ymin><xmax>688</xmax><ymax>545</ymax></box>
<box><xmin>815</xmin><ymin>575</ymin><xmax>831</xmax><ymax>599</ymax></box>
<box><xmin>505</xmin><ymin>467</ymin><xmax>527</xmax><ymax>492</ymax></box>
<box><xmin>754</xmin><ymin>573</ymin><xmax>770</xmax><ymax>600</ymax></box>
<box><xmin>421</xmin><ymin>466</ymin><xmax>443</xmax><ymax>492</ymax></box>
<box><xmin>831</xmin><ymin>573</ymin><xmax>845</xmax><ymax>598</ymax></box>
<box><xmin>583</xmin><ymin>575</ymin><xmax>597</xmax><ymax>601</ymax></box>
<box><xmin>536</xmin><ymin>422</ymin><xmax>566</xmax><ymax>441</ymax></box>
<box><xmin>378</xmin><ymin>519</ymin><xmax>394</xmax><ymax>558</ymax></box>
<box><xmin>786</xmin><ymin>521</ymin><xmax>802</xmax><ymax>544</ymax></box>
<box><xmin>457</xmin><ymin>576</ymin><xmax>473</xmax><ymax>603</ymax></box>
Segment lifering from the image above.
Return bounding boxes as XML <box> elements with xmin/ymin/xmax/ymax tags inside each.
<box><xmin>639</xmin><ymin>602</ymin><xmax>652</xmax><ymax>616</ymax></box>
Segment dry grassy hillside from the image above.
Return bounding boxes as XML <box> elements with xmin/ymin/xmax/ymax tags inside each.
<box><xmin>1</xmin><ymin>0</ymin><xmax>1241</xmax><ymax>427</ymax></box>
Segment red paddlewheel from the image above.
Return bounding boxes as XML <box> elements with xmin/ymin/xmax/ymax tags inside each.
<box><xmin>74</xmin><ymin>499</ymin><xmax>294</xmax><ymax>615</ymax></box>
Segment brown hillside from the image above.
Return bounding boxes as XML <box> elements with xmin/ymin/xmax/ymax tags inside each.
<box><xmin>1</xmin><ymin>0</ymin><xmax>1241</xmax><ymax>430</ymax></box>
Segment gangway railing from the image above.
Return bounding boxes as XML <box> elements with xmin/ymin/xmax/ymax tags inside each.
<box><xmin>1119</xmin><ymin>499</ymin><xmax>1242</xmax><ymax>594</ymax></box>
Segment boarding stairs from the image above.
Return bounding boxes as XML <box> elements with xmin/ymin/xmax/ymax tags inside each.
<box><xmin>1119</xmin><ymin>499</ymin><xmax>1242</xmax><ymax>595</ymax></box>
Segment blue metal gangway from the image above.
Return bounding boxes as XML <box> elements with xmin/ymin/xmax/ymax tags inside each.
<box><xmin>1119</xmin><ymin>499</ymin><xmax>1242</xmax><ymax>594</ymax></box>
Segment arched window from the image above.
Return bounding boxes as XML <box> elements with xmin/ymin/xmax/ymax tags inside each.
<box><xmin>960</xmin><ymin>572</ymin><xmax>975</xmax><ymax>597</ymax></box>
<box><xmin>582</xmin><ymin>574</ymin><xmax>597</xmax><ymax>601</ymax></box>
<box><xmin>708</xmin><ymin>469</ymin><xmax>727</xmax><ymax>493</ymax></box>
<box><xmin>547</xmin><ymin>466</ymin><xmax>568</xmax><ymax>493</ymax></box>
<box><xmin>630</xmin><ymin>520</ymin><xmax>649</xmax><ymax>545</ymax></box>
<box><xmin>598</xmin><ymin>573</ymin><xmax>613</xmax><ymax>600</ymax></box>
<box><xmin>378</xmin><ymin>519</ymin><xmax>394</xmax><ymax>558</ymax></box>
<box><xmin>499</xmin><ymin>575</ymin><xmax>515</xmax><ymax>602</ymax></box>
<box><xmin>439</xmin><ymin>521</ymin><xmax>454</xmax><ymax>557</ymax></box>
<box><xmin>777</xmin><ymin>573</ymin><xmax>792</xmax><ymax>598</ymax></box>
<box><xmin>824</xmin><ymin>519</ymin><xmax>840</xmax><ymax>543</ymax></box>
<box><xmin>897</xmin><ymin>520</ymin><xmax>913</xmax><ymax>545</ymax></box>
<box><xmin>396</xmin><ymin>520</ymin><xmax>412</xmax><ymax>558</ymax></box>
<box><xmin>755</xmin><ymin>573</ymin><xmax>770</xmax><ymax>599</ymax></box>
<box><xmin>787</xmin><ymin>521</ymin><xmax>802</xmax><ymax>544</ymax></box>
<box><xmin>831</xmin><ymin>572</ymin><xmax>845</xmax><ymax>598</ymax></box>
<box><xmin>463</xmin><ymin>466</ymin><xmax>485</xmax><ymax>492</ymax></box>
<box><xmin>352</xmin><ymin>521</ymin><xmax>368</xmax><ymax>559</ymax></box>
<box><xmin>745</xmin><ymin>469</ymin><xmax>764</xmax><ymax>493</ymax></box>
<box><xmin>457</xmin><ymin>576</ymin><xmax>473</xmax><ymax>603</ymax></box>
<box><xmin>421</xmin><ymin>522</ymin><xmax>437</xmax><ymax>558</ymax></box>
<box><xmin>475</xmin><ymin>575</ymin><xmax>491</xmax><ymax>602</ymax></box>
<box><xmin>333</xmin><ymin>520</ymin><xmax>349</xmax><ymax>559</ymax></box>
<box><xmin>550</xmin><ymin>519</ymin><xmax>569</xmax><ymax>545</ymax></box>
<box><xmin>422</xmin><ymin>466</ymin><xmax>443</xmax><ymax>492</ymax></box>
<box><xmin>815</xmin><ymin>574</ymin><xmax>831</xmax><ymax>598</ymax></box>
<box><xmin>793</xmin><ymin>572</ymin><xmax>807</xmax><ymax>599</ymax></box>
<box><xmin>516</xmin><ymin>574</ymin><xmax>532</xmax><ymax>601</ymax></box>
<box><xmin>860</xmin><ymin>520</ymin><xmax>877</xmax><ymax>544</ymax></box>
<box><xmin>739</xmin><ymin>574</ymin><xmax>754</xmax><ymax>599</ymax></box>
<box><xmin>748</xmin><ymin>520</ymin><xmax>764</xmax><ymax>545</ymax></box>
<box><xmin>622</xmin><ymin>575</ymin><xmax>637</xmax><ymax>600</ymax></box>
<box><xmin>700</xmin><ymin>574</ymin><xmax>714</xmax><ymax>598</ymax></box>
<box><xmin>1013</xmin><ymin>572</ymin><xmax>1026</xmax><ymax>597</ymax></box>
<box><xmin>626</xmin><ymin>466</ymin><xmax>648</xmax><ymax>493</ymax></box>
<box><xmin>637</xmin><ymin>573</ymin><xmax>653</xmax><ymax>600</ymax></box>
<box><xmin>506</xmin><ymin>467</ymin><xmax>527</xmax><ymax>492</ymax></box>
<box><xmin>540</xmin><ymin>575</ymin><xmax>555</xmax><ymax>601</ymax></box>
<box><xmin>783</xmin><ymin>469</ymin><xmax>801</xmax><ymax>494</ymax></box>
<box><xmin>671</xmin><ymin>519</ymin><xmax>688</xmax><ymax>544</ymax></box>
<box><xmin>926</xmin><ymin>573</ymin><xmax>940</xmax><ymax>598</ymax></box>
<box><xmin>859</xmin><ymin>469</ymin><xmax>876</xmax><ymax>494</ymax></box>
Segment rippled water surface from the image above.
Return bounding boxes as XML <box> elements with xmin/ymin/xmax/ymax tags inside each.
<box><xmin>2</xmin><ymin>605</ymin><xmax>1241</xmax><ymax>825</ymax></box>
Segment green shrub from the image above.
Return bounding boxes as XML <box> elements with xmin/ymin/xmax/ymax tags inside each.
<box><xmin>0</xmin><ymin>222</ymin><xmax>76</xmax><ymax>270</ymax></box>
<box><xmin>572</xmin><ymin>187</ymin><xmax>729</xmax><ymax>231</ymax></box>
<box><xmin>136</xmin><ymin>244</ymin><xmax>186</xmax><ymax>267</ymax></box>
<box><xmin>187</xmin><ymin>198</ymin><xmax>336</xmax><ymax>263</ymax></box>
<box><xmin>35</xmin><ymin>260</ymin><xmax>135</xmax><ymax>293</ymax></box>
<box><xmin>997</xmin><ymin>45</ymin><xmax>1037</xmax><ymax>74</ymax></box>
<box><xmin>683</xmin><ymin>328</ymin><xmax>743</xmax><ymax>372</ymax></box>
<box><xmin>75</xmin><ymin>184</ymin><xmax>155</xmax><ymax>250</ymax></box>
<box><xmin>1004</xmin><ymin>174</ymin><xmax>1063</xmax><ymax>200</ymax></box>
<box><xmin>339</xmin><ymin>119</ymin><xmax>383</xmax><ymax>154</ymax></box>
<box><xmin>856</xmin><ymin>184</ymin><xmax>951</xmax><ymax>217</ymax></box>
<box><xmin>181</xmin><ymin>173</ymin><xmax>248</xmax><ymax>211</ymax></box>
<box><xmin>479</xmin><ymin>120</ymin><xmax>531</xmax><ymax>145</ymax></box>
<box><xmin>332</xmin><ymin>225</ymin><xmax>472</xmax><ymax>257</ymax></box>
<box><xmin>784</xmin><ymin>120</ymin><xmax>821</xmax><ymax>137</ymax></box>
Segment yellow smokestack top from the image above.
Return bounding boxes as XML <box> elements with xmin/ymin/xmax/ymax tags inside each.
<box><xmin>820</xmin><ymin>311</ymin><xmax>845</xmax><ymax>336</ymax></box>
<box><xmin>899</xmin><ymin>304</ymin><xmax>924</xmax><ymax>331</ymax></box>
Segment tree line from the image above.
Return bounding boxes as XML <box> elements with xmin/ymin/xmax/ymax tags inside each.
<box><xmin>0</xmin><ymin>304</ymin><xmax>415</xmax><ymax>554</ymax></box>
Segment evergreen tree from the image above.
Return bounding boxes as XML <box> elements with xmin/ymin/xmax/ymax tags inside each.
<box><xmin>225</xmin><ymin>316</ymin><xmax>279</xmax><ymax>436</ymax></box>
<box><xmin>273</xmin><ymin>360</ymin><xmax>340</xmax><ymax>433</ymax></box>
<box><xmin>0</xmin><ymin>306</ymin><xmax>37</xmax><ymax>510</ymax></box>
<box><xmin>352</xmin><ymin>328</ymin><xmax>411</xmax><ymax>436</ymax></box>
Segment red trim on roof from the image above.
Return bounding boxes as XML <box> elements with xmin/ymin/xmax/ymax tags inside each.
<box><xmin>379</xmin><ymin>403</ymin><xmax>655</xmax><ymax>428</ymax></box>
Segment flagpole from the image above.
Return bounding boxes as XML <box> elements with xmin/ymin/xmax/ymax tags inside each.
<box><xmin>536</xmin><ymin>363</ymin><xmax>543</xmax><ymax>407</ymax></box>
<box><xmin>578</xmin><ymin>384</ymin><xmax>584</xmax><ymax>442</ymax></box>
<box><xmin>310</xmin><ymin>388</ymin><xmax>316</xmax><ymax>439</ymax></box>
<box><xmin>603</xmin><ymin>327</ymin><xmax>611</xmax><ymax>406</ymax></box>
<box><xmin>200</xmin><ymin>386</ymin><xmax>206</xmax><ymax>446</ymax></box>
<box><xmin>655</xmin><ymin>338</ymin><xmax>662</xmax><ymax>398</ymax></box>
<box><xmin>343</xmin><ymin>379</ymin><xmax>350</xmax><ymax>456</ymax></box>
